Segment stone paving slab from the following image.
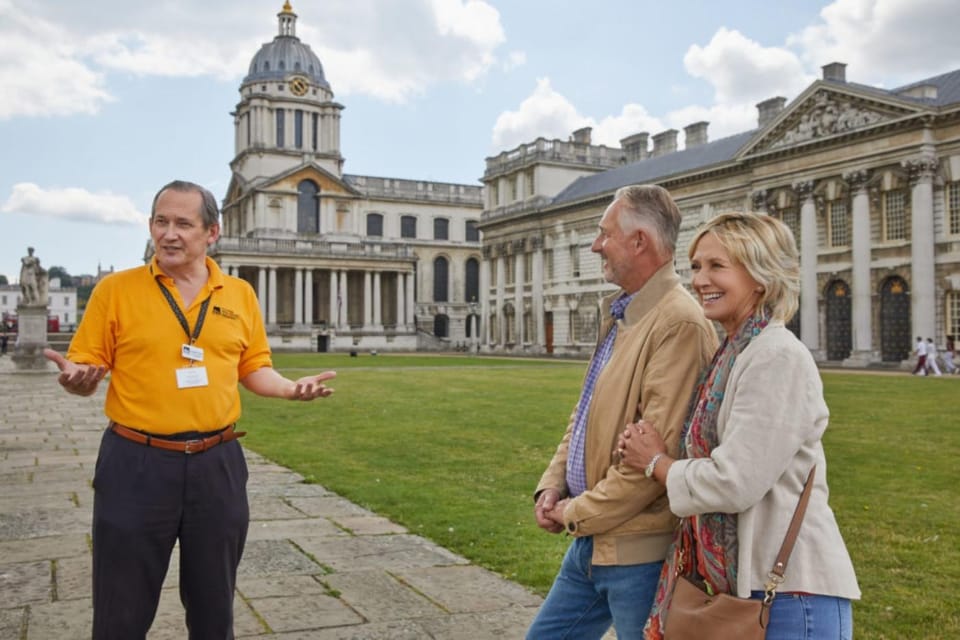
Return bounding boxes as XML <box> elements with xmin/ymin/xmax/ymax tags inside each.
<box><xmin>324</xmin><ymin>570</ymin><xmax>446</xmax><ymax>622</ymax></box>
<box><xmin>0</xmin><ymin>370</ymin><xmax>545</xmax><ymax>639</ymax></box>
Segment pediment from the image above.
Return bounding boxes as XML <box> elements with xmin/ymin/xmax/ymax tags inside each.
<box><xmin>740</xmin><ymin>85</ymin><xmax>925</xmax><ymax>158</ymax></box>
<box><xmin>255</xmin><ymin>162</ymin><xmax>361</xmax><ymax>198</ymax></box>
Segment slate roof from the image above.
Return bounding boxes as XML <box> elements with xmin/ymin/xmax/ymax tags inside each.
<box><xmin>891</xmin><ymin>68</ymin><xmax>960</xmax><ymax>106</ymax></box>
<box><xmin>553</xmin><ymin>130</ymin><xmax>756</xmax><ymax>206</ymax></box>
<box><xmin>552</xmin><ymin>68</ymin><xmax>960</xmax><ymax>208</ymax></box>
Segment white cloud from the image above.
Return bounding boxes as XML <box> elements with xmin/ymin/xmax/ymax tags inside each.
<box><xmin>85</xmin><ymin>31</ymin><xmax>251</xmax><ymax>81</ymax></box>
<box><xmin>790</xmin><ymin>0</ymin><xmax>960</xmax><ymax>85</ymax></box>
<box><xmin>0</xmin><ymin>1</ymin><xmax>113</xmax><ymax>119</ymax></box>
<box><xmin>1</xmin><ymin>183</ymin><xmax>148</xmax><ymax>225</ymax></box>
<box><xmin>307</xmin><ymin>0</ymin><xmax>506</xmax><ymax>100</ymax></box>
<box><xmin>684</xmin><ymin>28</ymin><xmax>813</xmax><ymax>105</ymax></box>
<box><xmin>491</xmin><ymin>78</ymin><xmax>590</xmax><ymax>150</ymax></box>
<box><xmin>591</xmin><ymin>104</ymin><xmax>665</xmax><ymax>148</ymax></box>
<box><xmin>0</xmin><ymin>0</ymin><xmax>508</xmax><ymax>117</ymax></box>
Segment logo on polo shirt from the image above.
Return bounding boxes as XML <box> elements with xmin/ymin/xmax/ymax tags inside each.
<box><xmin>213</xmin><ymin>306</ymin><xmax>239</xmax><ymax>320</ymax></box>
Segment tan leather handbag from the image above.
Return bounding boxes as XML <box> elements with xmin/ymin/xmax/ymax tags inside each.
<box><xmin>663</xmin><ymin>467</ymin><xmax>816</xmax><ymax>640</ymax></box>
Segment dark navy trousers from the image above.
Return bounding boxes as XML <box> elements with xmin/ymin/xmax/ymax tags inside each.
<box><xmin>91</xmin><ymin>426</ymin><xmax>249</xmax><ymax>640</ymax></box>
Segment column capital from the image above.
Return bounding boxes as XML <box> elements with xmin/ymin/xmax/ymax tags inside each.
<box><xmin>750</xmin><ymin>189</ymin><xmax>769</xmax><ymax>212</ymax></box>
<box><xmin>529</xmin><ymin>235</ymin><xmax>544</xmax><ymax>250</ymax></box>
<box><xmin>903</xmin><ymin>155</ymin><xmax>939</xmax><ymax>186</ymax></box>
<box><xmin>843</xmin><ymin>168</ymin><xmax>872</xmax><ymax>193</ymax></box>
<box><xmin>792</xmin><ymin>180</ymin><xmax>816</xmax><ymax>201</ymax></box>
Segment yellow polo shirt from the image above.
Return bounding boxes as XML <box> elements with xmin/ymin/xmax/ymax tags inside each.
<box><xmin>68</xmin><ymin>256</ymin><xmax>273</xmax><ymax>434</ymax></box>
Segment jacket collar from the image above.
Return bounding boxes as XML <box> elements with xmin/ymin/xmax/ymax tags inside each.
<box><xmin>600</xmin><ymin>262</ymin><xmax>682</xmax><ymax>326</ymax></box>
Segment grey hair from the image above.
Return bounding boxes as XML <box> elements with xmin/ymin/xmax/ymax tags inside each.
<box><xmin>613</xmin><ymin>184</ymin><xmax>681</xmax><ymax>256</ymax></box>
<box><xmin>150</xmin><ymin>180</ymin><xmax>220</xmax><ymax>229</ymax></box>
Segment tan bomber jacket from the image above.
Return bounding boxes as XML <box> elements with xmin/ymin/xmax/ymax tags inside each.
<box><xmin>535</xmin><ymin>264</ymin><xmax>718</xmax><ymax>566</ymax></box>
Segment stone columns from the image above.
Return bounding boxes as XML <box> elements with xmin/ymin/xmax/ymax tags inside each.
<box><xmin>395</xmin><ymin>272</ymin><xmax>405</xmax><ymax>330</ymax></box>
<box><xmin>532</xmin><ymin>237</ymin><xmax>545</xmax><ymax>350</ymax></box>
<box><xmin>267</xmin><ymin>267</ymin><xmax>277</xmax><ymax>325</ymax></box>
<box><xmin>405</xmin><ymin>271</ymin><xmax>415</xmax><ymax>326</ymax></box>
<box><xmin>845</xmin><ymin>170</ymin><xmax>874</xmax><ymax>365</ymax></box>
<box><xmin>338</xmin><ymin>270</ymin><xmax>348</xmax><ymax>327</ymax></box>
<box><xmin>257</xmin><ymin>267</ymin><xmax>267</xmax><ymax>319</ymax></box>
<box><xmin>513</xmin><ymin>241</ymin><xmax>524</xmax><ymax>346</ymax></box>
<box><xmin>363</xmin><ymin>271</ymin><xmax>372</xmax><ymax>328</ymax></box>
<box><xmin>294</xmin><ymin>268</ymin><xmax>304</xmax><ymax>326</ymax></box>
<box><xmin>372</xmin><ymin>271</ymin><xmax>382</xmax><ymax>328</ymax></box>
<box><xmin>328</xmin><ymin>271</ymin><xmax>338</xmax><ymax>327</ymax></box>
<box><xmin>495</xmin><ymin>253</ymin><xmax>506</xmax><ymax>347</ymax></box>
<box><xmin>304</xmin><ymin>269</ymin><xmax>314</xmax><ymax>326</ymax></box>
<box><xmin>795</xmin><ymin>180</ymin><xmax>820</xmax><ymax>356</ymax></box>
<box><xmin>905</xmin><ymin>154</ymin><xmax>938</xmax><ymax>342</ymax></box>
<box><xmin>480</xmin><ymin>248</ymin><xmax>491</xmax><ymax>347</ymax></box>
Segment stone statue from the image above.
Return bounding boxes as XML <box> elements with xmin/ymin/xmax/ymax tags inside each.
<box><xmin>19</xmin><ymin>246</ymin><xmax>49</xmax><ymax>307</ymax></box>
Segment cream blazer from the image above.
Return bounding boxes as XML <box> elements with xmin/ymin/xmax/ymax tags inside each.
<box><xmin>666</xmin><ymin>323</ymin><xmax>861</xmax><ymax>599</ymax></box>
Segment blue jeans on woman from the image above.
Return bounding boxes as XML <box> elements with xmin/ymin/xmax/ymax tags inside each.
<box><xmin>750</xmin><ymin>591</ymin><xmax>854</xmax><ymax>640</ymax></box>
<box><xmin>526</xmin><ymin>536</ymin><xmax>662</xmax><ymax>639</ymax></box>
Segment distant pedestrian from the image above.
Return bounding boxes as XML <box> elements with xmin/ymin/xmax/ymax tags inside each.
<box><xmin>0</xmin><ymin>331</ymin><xmax>8</xmax><ymax>355</ymax></box>
<box><xmin>925</xmin><ymin>338</ymin><xmax>943</xmax><ymax>376</ymax></box>
<box><xmin>913</xmin><ymin>336</ymin><xmax>927</xmax><ymax>375</ymax></box>
<box><xmin>944</xmin><ymin>336</ymin><xmax>957</xmax><ymax>374</ymax></box>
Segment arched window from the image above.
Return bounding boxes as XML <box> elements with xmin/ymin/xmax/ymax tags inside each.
<box><xmin>465</xmin><ymin>258</ymin><xmax>479</xmax><ymax>302</ymax></box>
<box><xmin>297</xmin><ymin>180</ymin><xmax>320</xmax><ymax>233</ymax></box>
<box><xmin>276</xmin><ymin>108</ymin><xmax>285</xmax><ymax>148</ymax></box>
<box><xmin>433</xmin><ymin>256</ymin><xmax>449</xmax><ymax>302</ymax></box>
<box><xmin>366</xmin><ymin>213</ymin><xmax>384</xmax><ymax>237</ymax></box>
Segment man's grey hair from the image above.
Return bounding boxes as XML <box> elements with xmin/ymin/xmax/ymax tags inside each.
<box><xmin>613</xmin><ymin>184</ymin><xmax>682</xmax><ymax>256</ymax></box>
<box><xmin>150</xmin><ymin>180</ymin><xmax>220</xmax><ymax>229</ymax></box>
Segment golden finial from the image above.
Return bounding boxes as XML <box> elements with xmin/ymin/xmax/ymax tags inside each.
<box><xmin>281</xmin><ymin>1</ymin><xmax>294</xmax><ymax>13</ymax></box>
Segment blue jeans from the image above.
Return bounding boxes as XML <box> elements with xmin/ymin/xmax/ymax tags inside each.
<box><xmin>527</xmin><ymin>536</ymin><xmax>662</xmax><ymax>639</ymax></box>
<box><xmin>750</xmin><ymin>591</ymin><xmax>853</xmax><ymax>640</ymax></box>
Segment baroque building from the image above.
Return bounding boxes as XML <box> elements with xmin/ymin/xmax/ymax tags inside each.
<box><xmin>478</xmin><ymin>63</ymin><xmax>960</xmax><ymax>366</ymax></box>
<box><xmin>209</xmin><ymin>2</ymin><xmax>483</xmax><ymax>352</ymax></box>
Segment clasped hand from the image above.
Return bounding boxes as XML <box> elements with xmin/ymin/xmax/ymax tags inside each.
<box><xmin>616</xmin><ymin>419</ymin><xmax>667</xmax><ymax>473</ymax></box>
<box><xmin>534</xmin><ymin>489</ymin><xmax>568</xmax><ymax>534</ymax></box>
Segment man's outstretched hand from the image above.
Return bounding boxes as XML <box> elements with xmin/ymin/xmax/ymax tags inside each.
<box><xmin>44</xmin><ymin>348</ymin><xmax>107</xmax><ymax>396</ymax></box>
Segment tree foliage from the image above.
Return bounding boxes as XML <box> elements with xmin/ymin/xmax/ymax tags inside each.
<box><xmin>47</xmin><ymin>266</ymin><xmax>74</xmax><ymax>287</ymax></box>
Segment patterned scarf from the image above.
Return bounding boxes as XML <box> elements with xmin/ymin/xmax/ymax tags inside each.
<box><xmin>643</xmin><ymin>312</ymin><xmax>769</xmax><ymax>639</ymax></box>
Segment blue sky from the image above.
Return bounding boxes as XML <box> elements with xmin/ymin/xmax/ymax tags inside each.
<box><xmin>2</xmin><ymin>0</ymin><xmax>958</xmax><ymax>282</ymax></box>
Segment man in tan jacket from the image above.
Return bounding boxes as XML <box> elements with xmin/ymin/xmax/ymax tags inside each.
<box><xmin>527</xmin><ymin>184</ymin><xmax>718</xmax><ymax>639</ymax></box>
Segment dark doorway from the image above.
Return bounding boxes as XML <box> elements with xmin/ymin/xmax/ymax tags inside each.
<box><xmin>825</xmin><ymin>280</ymin><xmax>852</xmax><ymax>361</ymax></box>
<box><xmin>880</xmin><ymin>276</ymin><xmax>911</xmax><ymax>362</ymax></box>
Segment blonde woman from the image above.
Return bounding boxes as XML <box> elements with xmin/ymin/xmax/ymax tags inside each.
<box><xmin>618</xmin><ymin>212</ymin><xmax>860</xmax><ymax>639</ymax></box>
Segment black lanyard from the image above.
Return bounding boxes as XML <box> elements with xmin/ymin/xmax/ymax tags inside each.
<box><xmin>156</xmin><ymin>280</ymin><xmax>212</xmax><ymax>345</ymax></box>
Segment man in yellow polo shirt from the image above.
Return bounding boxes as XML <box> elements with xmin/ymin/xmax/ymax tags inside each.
<box><xmin>44</xmin><ymin>179</ymin><xmax>336</xmax><ymax>640</ymax></box>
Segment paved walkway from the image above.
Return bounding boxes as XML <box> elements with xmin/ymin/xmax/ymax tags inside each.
<box><xmin>0</xmin><ymin>361</ymin><xmax>544</xmax><ymax>639</ymax></box>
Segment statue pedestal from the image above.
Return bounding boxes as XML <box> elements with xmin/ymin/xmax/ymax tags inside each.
<box><xmin>12</xmin><ymin>305</ymin><xmax>51</xmax><ymax>371</ymax></box>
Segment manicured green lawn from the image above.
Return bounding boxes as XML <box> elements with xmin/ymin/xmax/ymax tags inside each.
<box><xmin>239</xmin><ymin>354</ymin><xmax>959</xmax><ymax>639</ymax></box>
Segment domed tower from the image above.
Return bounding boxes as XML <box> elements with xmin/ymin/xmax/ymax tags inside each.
<box><xmin>230</xmin><ymin>1</ymin><xmax>344</xmax><ymax>183</ymax></box>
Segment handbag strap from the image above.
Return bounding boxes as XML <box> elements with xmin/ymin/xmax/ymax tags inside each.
<box><xmin>762</xmin><ymin>466</ymin><xmax>816</xmax><ymax>607</ymax></box>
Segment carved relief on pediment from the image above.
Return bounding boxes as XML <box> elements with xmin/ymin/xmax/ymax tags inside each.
<box><xmin>761</xmin><ymin>90</ymin><xmax>897</xmax><ymax>152</ymax></box>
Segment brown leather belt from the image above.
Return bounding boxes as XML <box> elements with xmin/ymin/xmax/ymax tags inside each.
<box><xmin>109</xmin><ymin>421</ymin><xmax>246</xmax><ymax>454</ymax></box>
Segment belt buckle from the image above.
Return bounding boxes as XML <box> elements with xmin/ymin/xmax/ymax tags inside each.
<box><xmin>183</xmin><ymin>439</ymin><xmax>204</xmax><ymax>454</ymax></box>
